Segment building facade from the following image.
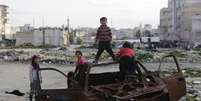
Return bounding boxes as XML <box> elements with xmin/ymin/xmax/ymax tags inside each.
<box><xmin>192</xmin><ymin>14</ymin><xmax>201</xmax><ymax>43</ymax></box>
<box><xmin>15</xmin><ymin>25</ymin><xmax>69</xmax><ymax>46</ymax></box>
<box><xmin>0</xmin><ymin>5</ymin><xmax>8</xmax><ymax>40</ymax></box>
<box><xmin>159</xmin><ymin>8</ymin><xmax>172</xmax><ymax>40</ymax></box>
<box><xmin>160</xmin><ymin>0</ymin><xmax>201</xmax><ymax>44</ymax></box>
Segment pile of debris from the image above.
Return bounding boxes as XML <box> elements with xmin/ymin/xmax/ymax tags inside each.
<box><xmin>181</xmin><ymin>84</ymin><xmax>201</xmax><ymax>101</ymax></box>
<box><xmin>40</xmin><ymin>58</ymin><xmax>74</xmax><ymax>65</ymax></box>
<box><xmin>161</xmin><ymin>68</ymin><xmax>201</xmax><ymax>100</ymax></box>
<box><xmin>0</xmin><ymin>50</ymin><xmax>30</xmax><ymax>62</ymax></box>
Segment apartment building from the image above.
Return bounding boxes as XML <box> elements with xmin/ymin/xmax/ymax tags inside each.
<box><xmin>160</xmin><ymin>0</ymin><xmax>201</xmax><ymax>44</ymax></box>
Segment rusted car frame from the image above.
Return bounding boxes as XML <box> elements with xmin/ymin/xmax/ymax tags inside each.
<box><xmin>158</xmin><ymin>55</ymin><xmax>186</xmax><ymax>101</ymax></box>
<box><xmin>31</xmin><ymin>55</ymin><xmax>186</xmax><ymax>101</ymax></box>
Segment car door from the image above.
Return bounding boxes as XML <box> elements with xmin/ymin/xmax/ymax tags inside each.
<box><xmin>158</xmin><ymin>55</ymin><xmax>186</xmax><ymax>101</ymax></box>
<box><xmin>36</xmin><ymin>68</ymin><xmax>82</xmax><ymax>101</ymax></box>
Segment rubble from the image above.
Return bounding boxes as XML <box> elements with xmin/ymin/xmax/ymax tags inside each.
<box><xmin>0</xmin><ymin>50</ymin><xmax>29</xmax><ymax>62</ymax></box>
<box><xmin>157</xmin><ymin>68</ymin><xmax>201</xmax><ymax>100</ymax></box>
<box><xmin>41</xmin><ymin>58</ymin><xmax>74</xmax><ymax>65</ymax></box>
<box><xmin>1</xmin><ymin>48</ymin><xmax>201</xmax><ymax>100</ymax></box>
<box><xmin>183</xmin><ymin>68</ymin><xmax>201</xmax><ymax>78</ymax></box>
<box><xmin>192</xmin><ymin>81</ymin><xmax>201</xmax><ymax>85</ymax></box>
<box><xmin>180</xmin><ymin>85</ymin><xmax>201</xmax><ymax>101</ymax></box>
<box><xmin>2</xmin><ymin>48</ymin><xmax>201</xmax><ymax>64</ymax></box>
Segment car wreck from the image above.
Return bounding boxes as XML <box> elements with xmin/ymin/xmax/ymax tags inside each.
<box><xmin>31</xmin><ymin>55</ymin><xmax>186</xmax><ymax>101</ymax></box>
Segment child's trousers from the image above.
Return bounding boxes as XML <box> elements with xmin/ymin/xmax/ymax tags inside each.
<box><xmin>95</xmin><ymin>41</ymin><xmax>115</xmax><ymax>61</ymax></box>
<box><xmin>119</xmin><ymin>56</ymin><xmax>135</xmax><ymax>81</ymax></box>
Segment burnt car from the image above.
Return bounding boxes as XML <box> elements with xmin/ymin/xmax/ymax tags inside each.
<box><xmin>31</xmin><ymin>55</ymin><xmax>186</xmax><ymax>101</ymax></box>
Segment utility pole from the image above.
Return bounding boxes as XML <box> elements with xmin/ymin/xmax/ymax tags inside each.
<box><xmin>42</xmin><ymin>28</ymin><xmax>45</xmax><ymax>46</ymax></box>
<box><xmin>42</xmin><ymin>17</ymin><xmax>45</xmax><ymax>46</ymax></box>
<box><xmin>67</xmin><ymin>17</ymin><xmax>73</xmax><ymax>44</ymax></box>
<box><xmin>33</xmin><ymin>18</ymin><xmax>35</xmax><ymax>28</ymax></box>
<box><xmin>67</xmin><ymin>17</ymin><xmax>70</xmax><ymax>33</ymax></box>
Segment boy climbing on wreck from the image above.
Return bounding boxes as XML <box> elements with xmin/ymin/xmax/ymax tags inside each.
<box><xmin>94</xmin><ymin>17</ymin><xmax>116</xmax><ymax>63</ymax></box>
<box><xmin>116</xmin><ymin>41</ymin><xmax>136</xmax><ymax>81</ymax></box>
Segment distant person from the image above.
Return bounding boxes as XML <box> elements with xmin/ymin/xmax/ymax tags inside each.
<box><xmin>94</xmin><ymin>17</ymin><xmax>115</xmax><ymax>63</ymax></box>
<box><xmin>29</xmin><ymin>55</ymin><xmax>42</xmax><ymax>101</ymax></box>
<box><xmin>116</xmin><ymin>41</ymin><xmax>136</xmax><ymax>81</ymax></box>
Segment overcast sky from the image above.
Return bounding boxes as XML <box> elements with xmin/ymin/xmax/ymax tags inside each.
<box><xmin>0</xmin><ymin>0</ymin><xmax>167</xmax><ymax>28</ymax></box>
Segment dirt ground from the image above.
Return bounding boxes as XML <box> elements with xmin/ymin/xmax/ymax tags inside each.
<box><xmin>0</xmin><ymin>62</ymin><xmax>119</xmax><ymax>101</ymax></box>
<box><xmin>0</xmin><ymin>62</ymin><xmax>74</xmax><ymax>101</ymax></box>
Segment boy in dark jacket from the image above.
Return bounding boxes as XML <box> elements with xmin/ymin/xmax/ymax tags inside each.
<box><xmin>94</xmin><ymin>17</ymin><xmax>115</xmax><ymax>63</ymax></box>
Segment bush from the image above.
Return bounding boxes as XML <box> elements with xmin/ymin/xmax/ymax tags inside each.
<box><xmin>168</xmin><ymin>50</ymin><xmax>187</xmax><ymax>58</ymax></box>
<box><xmin>17</xmin><ymin>43</ymin><xmax>35</xmax><ymax>48</ymax></box>
<box><xmin>192</xmin><ymin>49</ymin><xmax>201</xmax><ymax>56</ymax></box>
<box><xmin>76</xmin><ymin>37</ymin><xmax>83</xmax><ymax>44</ymax></box>
<box><xmin>37</xmin><ymin>45</ymin><xmax>57</xmax><ymax>48</ymax></box>
<box><xmin>185</xmin><ymin>96</ymin><xmax>198</xmax><ymax>101</ymax></box>
<box><xmin>135</xmin><ymin>50</ymin><xmax>154</xmax><ymax>62</ymax></box>
<box><xmin>76</xmin><ymin>45</ymin><xmax>95</xmax><ymax>49</ymax></box>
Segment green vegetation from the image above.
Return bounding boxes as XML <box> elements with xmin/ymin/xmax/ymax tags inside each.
<box><xmin>193</xmin><ymin>48</ymin><xmax>201</xmax><ymax>52</ymax></box>
<box><xmin>193</xmin><ymin>48</ymin><xmax>201</xmax><ymax>56</ymax></box>
<box><xmin>15</xmin><ymin>43</ymin><xmax>57</xmax><ymax>49</ymax></box>
<box><xmin>76</xmin><ymin>45</ymin><xmax>95</xmax><ymax>49</ymax></box>
<box><xmin>184</xmin><ymin>68</ymin><xmax>201</xmax><ymax>78</ymax></box>
<box><xmin>135</xmin><ymin>50</ymin><xmax>154</xmax><ymax>62</ymax></box>
<box><xmin>76</xmin><ymin>37</ymin><xmax>83</xmax><ymax>44</ymax></box>
<box><xmin>37</xmin><ymin>45</ymin><xmax>57</xmax><ymax>48</ymax></box>
<box><xmin>158</xmin><ymin>68</ymin><xmax>201</xmax><ymax>78</ymax></box>
<box><xmin>17</xmin><ymin>43</ymin><xmax>35</xmax><ymax>48</ymax></box>
<box><xmin>185</xmin><ymin>96</ymin><xmax>198</xmax><ymax>101</ymax></box>
<box><xmin>168</xmin><ymin>50</ymin><xmax>187</xmax><ymax>58</ymax></box>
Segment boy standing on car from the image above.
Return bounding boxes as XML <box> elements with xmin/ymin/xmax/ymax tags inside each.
<box><xmin>94</xmin><ymin>17</ymin><xmax>115</xmax><ymax>63</ymax></box>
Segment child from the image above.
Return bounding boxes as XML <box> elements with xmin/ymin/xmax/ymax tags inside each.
<box><xmin>75</xmin><ymin>50</ymin><xmax>87</xmax><ymax>65</ymax></box>
<box><xmin>94</xmin><ymin>17</ymin><xmax>115</xmax><ymax>63</ymax></box>
<box><xmin>73</xmin><ymin>51</ymin><xmax>87</xmax><ymax>87</ymax></box>
<box><xmin>68</xmin><ymin>51</ymin><xmax>87</xmax><ymax>88</ymax></box>
<box><xmin>29</xmin><ymin>55</ymin><xmax>42</xmax><ymax>101</ymax></box>
<box><xmin>116</xmin><ymin>41</ymin><xmax>135</xmax><ymax>81</ymax></box>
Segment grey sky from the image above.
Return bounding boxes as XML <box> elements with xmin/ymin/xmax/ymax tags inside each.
<box><xmin>0</xmin><ymin>0</ymin><xmax>167</xmax><ymax>28</ymax></box>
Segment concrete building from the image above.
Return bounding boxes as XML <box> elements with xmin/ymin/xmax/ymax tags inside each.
<box><xmin>160</xmin><ymin>0</ymin><xmax>201</xmax><ymax>44</ymax></box>
<box><xmin>63</xmin><ymin>30</ymin><xmax>70</xmax><ymax>46</ymax></box>
<box><xmin>159</xmin><ymin>8</ymin><xmax>172</xmax><ymax>40</ymax></box>
<box><xmin>192</xmin><ymin>14</ymin><xmax>201</xmax><ymax>43</ymax></box>
<box><xmin>4</xmin><ymin>24</ymin><xmax>19</xmax><ymax>39</ymax></box>
<box><xmin>15</xmin><ymin>31</ymin><xmax>35</xmax><ymax>46</ymax></box>
<box><xmin>15</xmin><ymin>25</ymin><xmax>69</xmax><ymax>46</ymax></box>
<box><xmin>144</xmin><ymin>24</ymin><xmax>152</xmax><ymax>31</ymax></box>
<box><xmin>0</xmin><ymin>5</ymin><xmax>17</xmax><ymax>40</ymax></box>
<box><xmin>0</xmin><ymin>5</ymin><xmax>8</xmax><ymax>40</ymax></box>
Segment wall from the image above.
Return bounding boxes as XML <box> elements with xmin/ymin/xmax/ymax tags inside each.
<box><xmin>15</xmin><ymin>32</ymin><xmax>34</xmax><ymax>46</ymax></box>
<box><xmin>15</xmin><ymin>28</ymin><xmax>66</xmax><ymax>46</ymax></box>
<box><xmin>192</xmin><ymin>14</ymin><xmax>201</xmax><ymax>43</ymax></box>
